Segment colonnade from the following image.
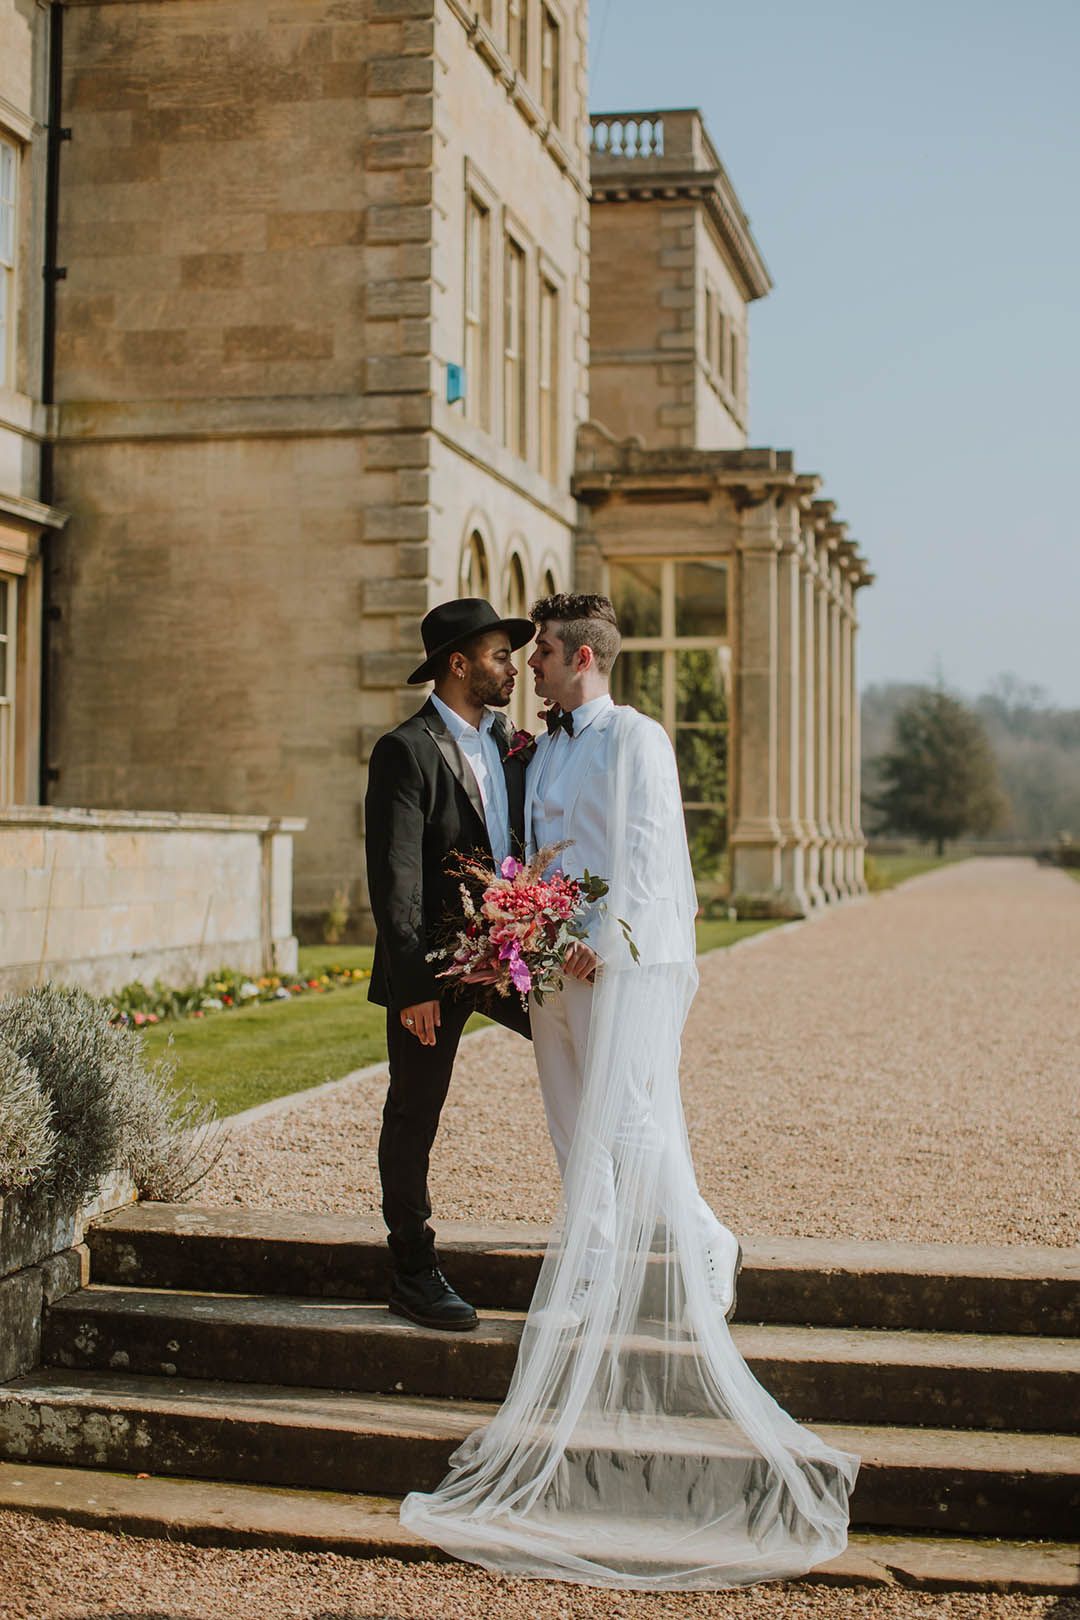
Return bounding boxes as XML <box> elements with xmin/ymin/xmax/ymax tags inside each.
<box><xmin>730</xmin><ymin>483</ymin><xmax>871</xmax><ymax>914</ymax></box>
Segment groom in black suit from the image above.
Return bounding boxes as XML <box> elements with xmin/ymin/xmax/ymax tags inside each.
<box><xmin>365</xmin><ymin>599</ymin><xmax>535</xmax><ymax>1330</ymax></box>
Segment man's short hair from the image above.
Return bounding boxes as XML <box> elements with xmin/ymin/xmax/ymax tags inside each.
<box><xmin>530</xmin><ymin>592</ymin><xmax>621</xmax><ymax>674</ymax></box>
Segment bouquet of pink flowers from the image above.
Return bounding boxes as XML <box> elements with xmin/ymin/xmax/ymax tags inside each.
<box><xmin>427</xmin><ymin>843</ymin><xmax>635</xmax><ymax>1007</ymax></box>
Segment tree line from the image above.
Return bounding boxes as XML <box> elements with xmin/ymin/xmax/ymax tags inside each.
<box><xmin>862</xmin><ymin>676</ymin><xmax>1080</xmax><ymax>850</ymax></box>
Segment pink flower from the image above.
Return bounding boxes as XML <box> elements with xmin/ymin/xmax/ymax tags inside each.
<box><xmin>505</xmin><ymin>729</ymin><xmax>537</xmax><ymax>764</ymax></box>
<box><xmin>500</xmin><ymin>855</ymin><xmax>523</xmax><ymax>880</ymax></box>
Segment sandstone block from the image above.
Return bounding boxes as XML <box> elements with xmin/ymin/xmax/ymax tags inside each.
<box><xmin>364</xmin><ymin>434</ymin><xmax>428</xmax><ymax>470</ymax></box>
<box><xmin>362</xmin><ymin>578</ymin><xmax>429</xmax><ymax>615</ymax></box>
<box><xmin>365</xmin><ymin>355</ymin><xmax>429</xmax><ymax>393</ymax></box>
<box><xmin>358</xmin><ymin>651</ymin><xmax>419</xmax><ymax>688</ymax></box>
<box><xmin>367</xmin><ymin>205</ymin><xmax>431</xmax><ymax>244</ymax></box>
<box><xmin>366</xmin><ymin>279</ymin><xmax>430</xmax><ymax>319</ymax></box>
<box><xmin>223</xmin><ymin>326</ymin><xmax>333</xmax><ymax>363</ymax></box>
<box><xmin>365</xmin><ymin>130</ymin><xmax>435</xmax><ymax>170</ymax></box>
<box><xmin>371</xmin><ymin>0</ymin><xmax>435</xmax><ymax>16</ymax></box>
<box><xmin>368</xmin><ymin>57</ymin><xmax>435</xmax><ymax>96</ymax></box>
<box><xmin>363</xmin><ymin>505</ymin><xmax>429</xmax><ymax>542</ymax></box>
<box><xmin>395</xmin><ymin>543</ymin><xmax>429</xmax><ymax>577</ymax></box>
<box><xmin>267</xmin><ymin>212</ymin><xmax>364</xmax><ymax>250</ymax></box>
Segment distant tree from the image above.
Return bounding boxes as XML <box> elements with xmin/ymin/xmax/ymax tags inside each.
<box><xmin>872</xmin><ymin>688</ymin><xmax>1008</xmax><ymax>854</ymax></box>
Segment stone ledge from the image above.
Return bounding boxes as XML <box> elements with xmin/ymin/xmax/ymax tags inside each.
<box><xmin>0</xmin><ymin>807</ymin><xmax>306</xmax><ymax>835</ymax></box>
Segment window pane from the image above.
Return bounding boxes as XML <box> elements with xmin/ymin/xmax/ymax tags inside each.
<box><xmin>675</xmin><ymin>647</ymin><xmax>727</xmax><ymax>724</ymax></box>
<box><xmin>609</xmin><ymin>559</ymin><xmax>662</xmax><ymax>638</ymax></box>
<box><xmin>611</xmin><ymin>648</ymin><xmax>662</xmax><ymax>719</ymax></box>
<box><xmin>683</xmin><ymin>806</ymin><xmax>727</xmax><ymax>879</ymax></box>
<box><xmin>676</xmin><ymin>724</ymin><xmax>726</xmax><ymax>807</ymax></box>
<box><xmin>675</xmin><ymin>559</ymin><xmax>727</xmax><ymax>638</ymax></box>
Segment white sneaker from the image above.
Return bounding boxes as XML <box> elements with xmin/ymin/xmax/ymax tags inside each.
<box><xmin>704</xmin><ymin>1227</ymin><xmax>743</xmax><ymax>1320</ymax></box>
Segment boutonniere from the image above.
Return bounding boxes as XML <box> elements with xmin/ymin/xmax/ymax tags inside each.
<box><xmin>504</xmin><ymin>728</ymin><xmax>538</xmax><ymax>764</ymax></box>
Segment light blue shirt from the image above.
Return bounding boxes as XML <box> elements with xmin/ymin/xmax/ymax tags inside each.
<box><xmin>531</xmin><ymin>693</ymin><xmax>614</xmax><ymax>865</ymax></box>
<box><xmin>431</xmin><ymin>692</ymin><xmax>511</xmax><ymax>867</ymax></box>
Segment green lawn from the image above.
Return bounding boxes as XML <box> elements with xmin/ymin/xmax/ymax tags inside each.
<box><xmin>148</xmin><ymin>927</ymin><xmax>783</xmax><ymax>1119</ymax></box>
<box><xmin>864</xmin><ymin>852</ymin><xmax>963</xmax><ymax>891</ymax></box>
<box><xmin>694</xmin><ymin>917</ymin><xmax>784</xmax><ymax>953</ymax></box>
<box><xmin>1067</xmin><ymin>867</ymin><xmax>1080</xmax><ymax>885</ymax></box>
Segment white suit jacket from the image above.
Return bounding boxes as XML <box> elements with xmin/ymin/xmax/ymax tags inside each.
<box><xmin>524</xmin><ymin>702</ymin><xmax>618</xmax><ymax>884</ymax></box>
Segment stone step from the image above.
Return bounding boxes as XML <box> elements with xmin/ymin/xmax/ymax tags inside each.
<box><xmin>1</xmin><ymin>1369</ymin><xmax>1078</xmax><ymax>1538</ymax></box>
<box><xmin>87</xmin><ymin>1204</ymin><xmax>1080</xmax><ymax>1336</ymax></box>
<box><xmin>1</xmin><ymin>1460</ymin><xmax>1077</xmax><ymax>1595</ymax></box>
<box><xmin>43</xmin><ymin>1285</ymin><xmax>1080</xmax><ymax>1435</ymax></box>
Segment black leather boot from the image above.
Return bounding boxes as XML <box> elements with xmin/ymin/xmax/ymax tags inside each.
<box><xmin>389</xmin><ymin>1265</ymin><xmax>478</xmax><ymax>1331</ymax></box>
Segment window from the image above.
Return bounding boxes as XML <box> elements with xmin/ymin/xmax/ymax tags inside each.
<box><xmin>502</xmin><ymin>234</ymin><xmax>527</xmax><ymax>457</ymax></box>
<box><xmin>538</xmin><ymin>276</ymin><xmax>559</xmax><ymax>481</ymax></box>
<box><xmin>465</xmin><ymin>192</ymin><xmax>491</xmax><ymax>431</ymax></box>
<box><xmin>729</xmin><ymin>327</ymin><xmax>740</xmax><ymax>402</ymax></box>
<box><xmin>509</xmin><ymin>0</ymin><xmax>528</xmax><ymax>74</ymax></box>
<box><xmin>0</xmin><ymin>139</ymin><xmax>16</xmax><ymax>389</ymax></box>
<box><xmin>460</xmin><ymin>530</ymin><xmax>490</xmax><ymax>598</ymax></box>
<box><xmin>541</xmin><ymin>568</ymin><xmax>557</xmax><ymax>597</ymax></box>
<box><xmin>608</xmin><ymin>557</ymin><xmax>730</xmax><ymax>879</ymax></box>
<box><xmin>0</xmin><ymin>575</ymin><xmax>16</xmax><ymax>806</ymax></box>
<box><xmin>540</xmin><ymin>5</ymin><xmax>561</xmax><ymax>124</ymax></box>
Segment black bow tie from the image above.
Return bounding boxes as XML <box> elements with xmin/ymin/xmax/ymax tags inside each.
<box><xmin>545</xmin><ymin>707</ymin><xmax>574</xmax><ymax>738</ymax></box>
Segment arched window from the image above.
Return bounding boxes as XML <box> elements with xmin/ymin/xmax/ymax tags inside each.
<box><xmin>541</xmin><ymin>569</ymin><xmax>557</xmax><ymax>599</ymax></box>
<box><xmin>506</xmin><ymin>552</ymin><xmax>527</xmax><ymax>620</ymax></box>
<box><xmin>460</xmin><ymin>530</ymin><xmax>490</xmax><ymax>599</ymax></box>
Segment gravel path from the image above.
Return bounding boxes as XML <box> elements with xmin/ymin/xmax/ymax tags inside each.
<box><xmin>8</xmin><ymin>861</ymin><xmax>1079</xmax><ymax>1616</ymax></box>
<box><xmin>201</xmin><ymin>858</ymin><xmax>1079</xmax><ymax>1248</ymax></box>
<box><xmin>4</xmin><ymin>1511</ymin><xmax>1077</xmax><ymax>1620</ymax></box>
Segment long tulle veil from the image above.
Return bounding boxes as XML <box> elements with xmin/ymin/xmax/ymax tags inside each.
<box><xmin>401</xmin><ymin>707</ymin><xmax>858</xmax><ymax>1588</ymax></box>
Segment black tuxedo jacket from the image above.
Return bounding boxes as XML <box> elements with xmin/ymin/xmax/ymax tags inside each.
<box><xmin>365</xmin><ymin>698</ymin><xmax>527</xmax><ymax>1011</ymax></box>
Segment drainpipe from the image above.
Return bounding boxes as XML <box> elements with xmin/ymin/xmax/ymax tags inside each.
<box><xmin>38</xmin><ymin>0</ymin><xmax>67</xmax><ymax>804</ymax></box>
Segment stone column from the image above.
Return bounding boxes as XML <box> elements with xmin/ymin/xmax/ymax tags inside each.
<box><xmin>775</xmin><ymin>501</ymin><xmax>808</xmax><ymax>914</ymax></box>
<box><xmin>838</xmin><ymin>566</ymin><xmax>855</xmax><ymax>896</ymax></box>
<box><xmin>800</xmin><ymin>534</ymin><xmax>824</xmax><ymax>908</ymax></box>
<box><xmin>828</xmin><ymin>556</ymin><xmax>845</xmax><ymax>897</ymax></box>
<box><xmin>730</xmin><ymin>499</ymin><xmax>782</xmax><ymax>906</ymax></box>
<box><xmin>851</xmin><ymin>579</ymin><xmax>868</xmax><ymax>893</ymax></box>
<box><xmin>815</xmin><ymin>538</ymin><xmax>837</xmax><ymax>903</ymax></box>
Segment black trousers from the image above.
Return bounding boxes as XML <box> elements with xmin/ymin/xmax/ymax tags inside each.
<box><xmin>379</xmin><ymin>992</ymin><xmax>531</xmax><ymax>1276</ymax></box>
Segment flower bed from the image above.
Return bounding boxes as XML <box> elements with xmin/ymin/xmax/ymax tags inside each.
<box><xmin>108</xmin><ymin>964</ymin><xmax>371</xmax><ymax>1027</ymax></box>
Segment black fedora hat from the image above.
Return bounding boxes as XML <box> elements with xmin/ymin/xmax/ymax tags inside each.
<box><xmin>407</xmin><ymin>597</ymin><xmax>535</xmax><ymax>685</ymax></box>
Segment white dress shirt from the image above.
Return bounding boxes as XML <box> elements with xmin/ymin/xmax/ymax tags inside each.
<box><xmin>531</xmin><ymin>693</ymin><xmax>614</xmax><ymax>868</ymax></box>
<box><xmin>430</xmin><ymin>692</ymin><xmax>511</xmax><ymax>867</ymax></box>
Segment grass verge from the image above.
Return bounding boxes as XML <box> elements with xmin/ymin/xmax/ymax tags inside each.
<box><xmin>865</xmin><ymin>852</ymin><xmax>963</xmax><ymax>891</ymax></box>
<box><xmin>147</xmin><ymin>926</ymin><xmax>784</xmax><ymax>1119</ymax></box>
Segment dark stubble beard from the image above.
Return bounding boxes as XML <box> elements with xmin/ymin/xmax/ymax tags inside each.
<box><xmin>467</xmin><ymin>669</ymin><xmax>512</xmax><ymax>708</ymax></box>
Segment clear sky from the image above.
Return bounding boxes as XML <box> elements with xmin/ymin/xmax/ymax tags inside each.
<box><xmin>589</xmin><ymin>0</ymin><xmax>1080</xmax><ymax>704</ymax></box>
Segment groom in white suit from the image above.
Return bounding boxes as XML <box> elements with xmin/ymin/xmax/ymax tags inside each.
<box><xmin>524</xmin><ymin>592</ymin><xmax>741</xmax><ymax>1314</ymax></box>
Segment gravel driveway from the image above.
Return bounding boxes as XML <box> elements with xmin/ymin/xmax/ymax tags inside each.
<box><xmin>201</xmin><ymin>858</ymin><xmax>1079</xmax><ymax>1248</ymax></box>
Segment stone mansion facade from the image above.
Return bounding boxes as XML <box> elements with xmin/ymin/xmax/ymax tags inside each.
<box><xmin>1</xmin><ymin>0</ymin><xmax>871</xmax><ymax>948</ymax></box>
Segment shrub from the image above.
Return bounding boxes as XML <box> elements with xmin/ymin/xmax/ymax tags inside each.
<box><xmin>0</xmin><ymin>1038</ymin><xmax>57</xmax><ymax>1196</ymax></box>
<box><xmin>0</xmin><ymin>985</ymin><xmax>128</xmax><ymax>1206</ymax></box>
<box><xmin>115</xmin><ymin>1036</ymin><xmax>223</xmax><ymax>1202</ymax></box>
<box><xmin>0</xmin><ymin>983</ymin><xmax>221</xmax><ymax>1206</ymax></box>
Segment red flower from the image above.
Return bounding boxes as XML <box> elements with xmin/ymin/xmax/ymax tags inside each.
<box><xmin>505</xmin><ymin>728</ymin><xmax>537</xmax><ymax>764</ymax></box>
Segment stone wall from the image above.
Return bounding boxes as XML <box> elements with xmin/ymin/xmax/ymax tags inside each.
<box><xmin>0</xmin><ymin>807</ymin><xmax>302</xmax><ymax>996</ymax></box>
<box><xmin>45</xmin><ymin>0</ymin><xmax>589</xmax><ymax>934</ymax></box>
<box><xmin>0</xmin><ymin>1176</ymin><xmax>134</xmax><ymax>1383</ymax></box>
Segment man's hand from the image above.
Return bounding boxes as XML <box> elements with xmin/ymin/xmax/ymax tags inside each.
<box><xmin>401</xmin><ymin>1000</ymin><xmax>441</xmax><ymax>1045</ymax></box>
<box><xmin>563</xmin><ymin>942</ymin><xmax>599</xmax><ymax>983</ymax></box>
